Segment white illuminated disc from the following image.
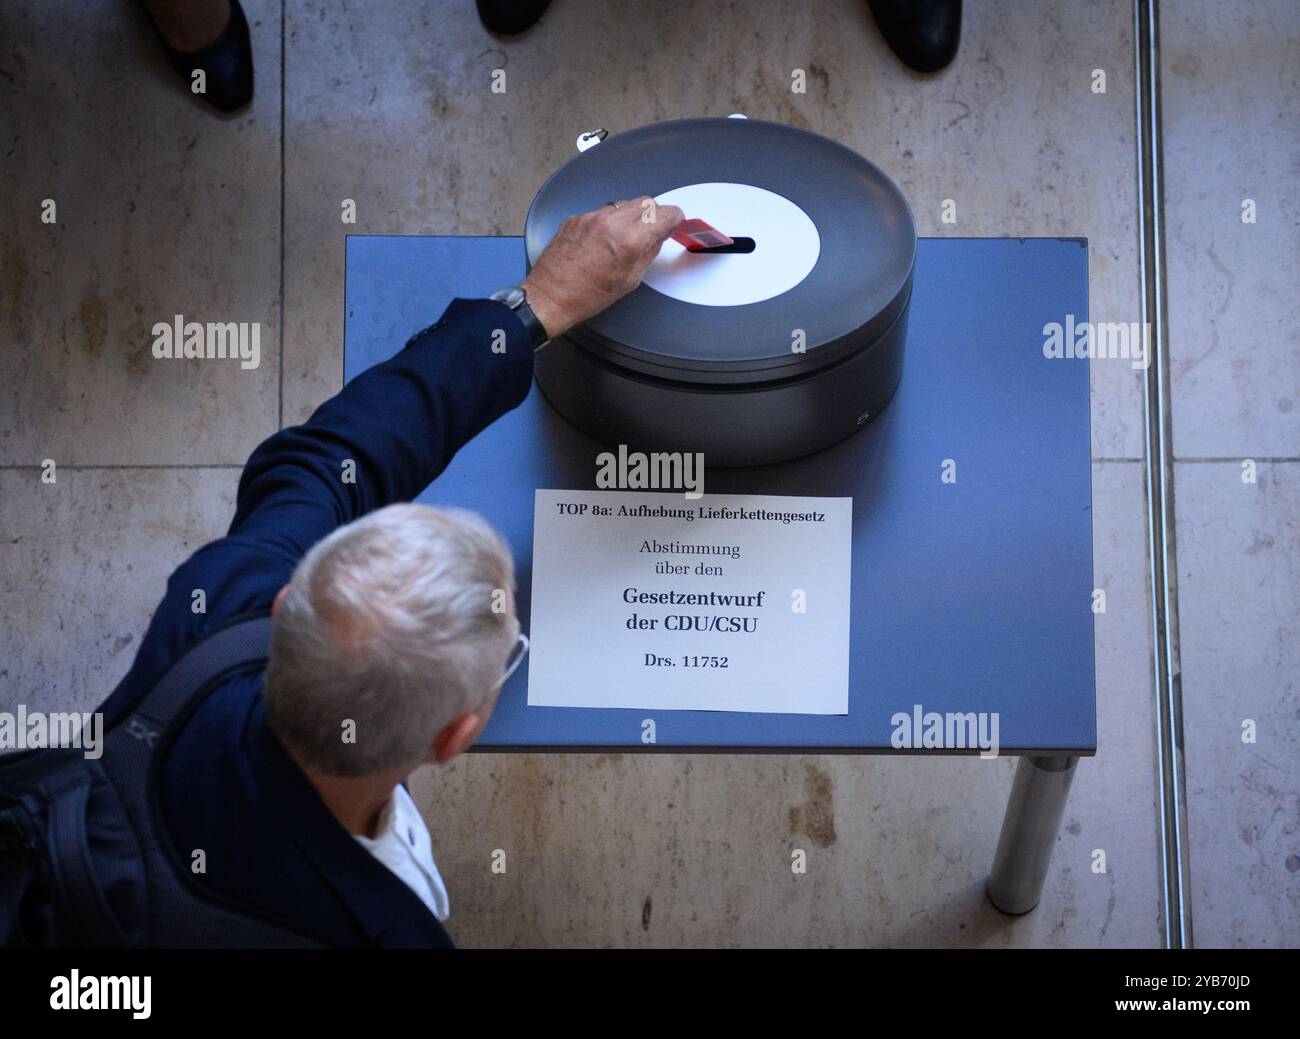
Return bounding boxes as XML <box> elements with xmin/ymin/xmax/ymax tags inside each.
<box><xmin>643</xmin><ymin>182</ymin><xmax>820</xmax><ymax>307</ymax></box>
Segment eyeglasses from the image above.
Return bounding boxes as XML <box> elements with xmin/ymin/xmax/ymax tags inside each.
<box><xmin>491</xmin><ymin>631</ymin><xmax>530</xmax><ymax>693</ymax></box>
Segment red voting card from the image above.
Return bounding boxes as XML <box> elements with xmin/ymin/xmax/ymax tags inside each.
<box><xmin>671</xmin><ymin>219</ymin><xmax>734</xmax><ymax>252</ymax></box>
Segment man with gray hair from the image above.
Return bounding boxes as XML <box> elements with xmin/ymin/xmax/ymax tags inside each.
<box><xmin>92</xmin><ymin>197</ymin><xmax>685</xmax><ymax>947</ymax></box>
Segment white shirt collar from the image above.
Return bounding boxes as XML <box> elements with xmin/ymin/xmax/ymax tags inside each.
<box><xmin>353</xmin><ymin>784</ymin><xmax>450</xmax><ymax>921</ymax></box>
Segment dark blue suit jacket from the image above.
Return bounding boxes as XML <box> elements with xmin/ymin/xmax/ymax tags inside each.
<box><xmin>97</xmin><ymin>298</ymin><xmax>534</xmax><ymax>948</ymax></box>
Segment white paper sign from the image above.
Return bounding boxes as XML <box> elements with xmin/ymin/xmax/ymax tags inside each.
<box><xmin>527</xmin><ymin>490</ymin><xmax>852</xmax><ymax>714</ymax></box>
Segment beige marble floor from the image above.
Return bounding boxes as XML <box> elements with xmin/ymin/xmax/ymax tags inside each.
<box><xmin>1</xmin><ymin>0</ymin><xmax>282</xmax><ymax>466</ymax></box>
<box><xmin>1161</xmin><ymin>0</ymin><xmax>1300</xmax><ymax>948</ymax></box>
<box><xmin>0</xmin><ymin>0</ymin><xmax>1293</xmax><ymax>946</ymax></box>
<box><xmin>1173</xmin><ymin>462</ymin><xmax>1298</xmax><ymax>948</ymax></box>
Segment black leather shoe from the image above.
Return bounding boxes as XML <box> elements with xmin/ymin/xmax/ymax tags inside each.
<box><xmin>142</xmin><ymin>0</ymin><xmax>254</xmax><ymax>113</ymax></box>
<box><xmin>868</xmin><ymin>0</ymin><xmax>961</xmax><ymax>73</ymax></box>
<box><xmin>476</xmin><ymin>0</ymin><xmax>552</xmax><ymax>36</ymax></box>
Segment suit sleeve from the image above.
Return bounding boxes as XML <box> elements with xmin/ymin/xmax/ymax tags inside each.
<box><xmin>99</xmin><ymin>298</ymin><xmax>535</xmax><ymax>724</ymax></box>
<box><xmin>228</xmin><ymin>296</ymin><xmax>535</xmax><ymax>552</ymax></box>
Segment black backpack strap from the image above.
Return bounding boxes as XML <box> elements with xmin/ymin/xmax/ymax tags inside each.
<box><xmin>45</xmin><ymin>771</ymin><xmax>127</xmax><ymax>947</ymax></box>
<box><xmin>27</xmin><ymin>611</ymin><xmax>325</xmax><ymax>949</ymax></box>
<box><xmin>100</xmin><ymin>612</ymin><xmax>326</xmax><ymax>947</ymax></box>
<box><xmin>117</xmin><ymin>615</ymin><xmax>273</xmax><ymax>767</ymax></box>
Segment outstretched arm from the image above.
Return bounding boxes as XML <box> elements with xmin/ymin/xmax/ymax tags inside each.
<box><xmin>100</xmin><ymin>198</ymin><xmax>683</xmax><ymax>723</ymax></box>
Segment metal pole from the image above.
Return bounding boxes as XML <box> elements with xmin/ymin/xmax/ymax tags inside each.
<box><xmin>1133</xmin><ymin>0</ymin><xmax>1194</xmax><ymax>948</ymax></box>
<box><xmin>987</xmin><ymin>756</ymin><xmax>1078</xmax><ymax>915</ymax></box>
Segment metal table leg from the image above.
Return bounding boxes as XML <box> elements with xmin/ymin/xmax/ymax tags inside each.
<box><xmin>987</xmin><ymin>755</ymin><xmax>1078</xmax><ymax>915</ymax></box>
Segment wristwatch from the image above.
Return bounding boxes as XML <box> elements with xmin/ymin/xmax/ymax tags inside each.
<box><xmin>489</xmin><ymin>285</ymin><xmax>550</xmax><ymax>351</ymax></box>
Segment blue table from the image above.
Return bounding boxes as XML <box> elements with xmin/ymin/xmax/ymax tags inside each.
<box><xmin>344</xmin><ymin>235</ymin><xmax>1096</xmax><ymax>914</ymax></box>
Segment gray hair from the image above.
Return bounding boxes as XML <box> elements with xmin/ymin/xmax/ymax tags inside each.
<box><xmin>264</xmin><ymin>503</ymin><xmax>518</xmax><ymax>776</ymax></box>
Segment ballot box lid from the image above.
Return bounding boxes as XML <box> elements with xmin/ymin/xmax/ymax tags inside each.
<box><xmin>524</xmin><ymin>117</ymin><xmax>917</xmax><ymax>383</ymax></box>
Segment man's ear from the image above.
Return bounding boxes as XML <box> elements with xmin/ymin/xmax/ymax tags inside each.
<box><xmin>431</xmin><ymin>711</ymin><xmax>483</xmax><ymax>765</ymax></box>
<box><xmin>272</xmin><ymin>585</ymin><xmax>289</xmax><ymax>617</ymax></box>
